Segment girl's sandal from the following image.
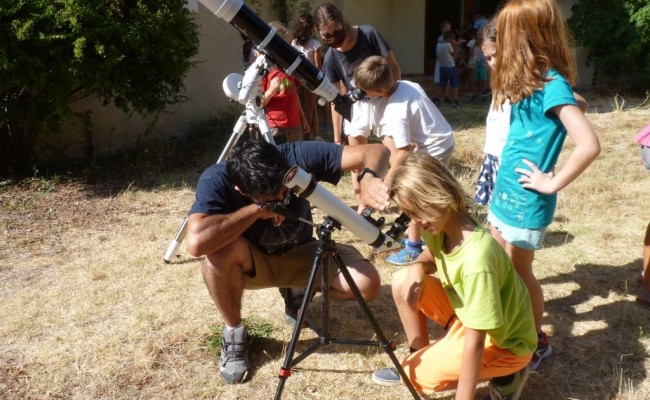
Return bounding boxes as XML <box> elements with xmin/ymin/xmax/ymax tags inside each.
<box><xmin>636</xmin><ymin>287</ymin><xmax>650</xmax><ymax>310</ymax></box>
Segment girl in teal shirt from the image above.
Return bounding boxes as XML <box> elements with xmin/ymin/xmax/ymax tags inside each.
<box><xmin>488</xmin><ymin>0</ymin><xmax>601</xmax><ymax>371</ymax></box>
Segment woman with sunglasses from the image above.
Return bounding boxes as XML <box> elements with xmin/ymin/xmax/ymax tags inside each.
<box><xmin>314</xmin><ymin>3</ymin><xmax>401</xmax><ymax>202</ymax></box>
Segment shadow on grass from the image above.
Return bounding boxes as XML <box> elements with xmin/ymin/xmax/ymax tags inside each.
<box><xmin>543</xmin><ymin>230</ymin><xmax>575</xmax><ymax>248</ymax></box>
<box><xmin>529</xmin><ymin>259</ymin><xmax>650</xmax><ymax>399</ymax></box>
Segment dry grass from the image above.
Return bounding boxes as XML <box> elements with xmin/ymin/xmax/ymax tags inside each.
<box><xmin>1</xmin><ymin>95</ymin><xmax>649</xmax><ymax>400</ymax></box>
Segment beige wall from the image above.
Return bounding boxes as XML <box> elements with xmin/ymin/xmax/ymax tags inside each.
<box><xmin>61</xmin><ymin>3</ymin><xmax>244</xmax><ymax>159</ymax></box>
<box><xmin>56</xmin><ymin>0</ymin><xmax>591</xmax><ymax>160</ymax></box>
<box><xmin>56</xmin><ymin>1</ymin><xmax>426</xmax><ymax>159</ymax></box>
<box><xmin>323</xmin><ymin>0</ymin><xmax>425</xmax><ymax>74</ymax></box>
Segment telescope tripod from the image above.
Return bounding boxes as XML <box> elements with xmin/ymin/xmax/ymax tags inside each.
<box><xmin>274</xmin><ymin>217</ymin><xmax>421</xmax><ymax>400</ymax></box>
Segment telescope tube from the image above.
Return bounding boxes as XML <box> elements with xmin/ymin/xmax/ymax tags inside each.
<box><xmin>283</xmin><ymin>166</ymin><xmax>404</xmax><ymax>252</ymax></box>
<box><xmin>200</xmin><ymin>0</ymin><xmax>349</xmax><ymax>117</ymax></box>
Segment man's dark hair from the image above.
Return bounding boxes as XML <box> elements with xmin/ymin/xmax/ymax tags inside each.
<box><xmin>227</xmin><ymin>140</ymin><xmax>290</xmax><ymax>198</ymax></box>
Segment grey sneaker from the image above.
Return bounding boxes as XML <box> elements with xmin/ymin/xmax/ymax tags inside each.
<box><xmin>219</xmin><ymin>325</ymin><xmax>251</xmax><ymax>384</ymax></box>
<box><xmin>482</xmin><ymin>367</ymin><xmax>530</xmax><ymax>400</ymax></box>
<box><xmin>371</xmin><ymin>367</ymin><xmax>402</xmax><ymax>386</ymax></box>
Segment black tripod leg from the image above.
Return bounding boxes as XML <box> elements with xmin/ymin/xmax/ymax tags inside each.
<box><xmin>275</xmin><ymin>248</ymin><xmax>324</xmax><ymax>400</ymax></box>
<box><xmin>332</xmin><ymin>252</ymin><xmax>421</xmax><ymax>400</ymax></box>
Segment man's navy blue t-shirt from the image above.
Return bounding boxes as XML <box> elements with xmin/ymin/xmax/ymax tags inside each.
<box><xmin>189</xmin><ymin>142</ymin><xmax>344</xmax><ymax>253</ymax></box>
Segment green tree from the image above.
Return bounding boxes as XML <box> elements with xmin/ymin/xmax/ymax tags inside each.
<box><xmin>568</xmin><ymin>0</ymin><xmax>650</xmax><ymax>93</ymax></box>
<box><xmin>0</xmin><ymin>0</ymin><xmax>199</xmax><ymax>175</ymax></box>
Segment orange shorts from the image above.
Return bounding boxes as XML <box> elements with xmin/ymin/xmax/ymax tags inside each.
<box><xmin>394</xmin><ymin>269</ymin><xmax>532</xmax><ymax>393</ymax></box>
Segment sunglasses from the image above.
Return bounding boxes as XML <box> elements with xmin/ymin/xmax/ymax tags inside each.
<box><xmin>255</xmin><ymin>188</ymin><xmax>292</xmax><ymax>209</ymax></box>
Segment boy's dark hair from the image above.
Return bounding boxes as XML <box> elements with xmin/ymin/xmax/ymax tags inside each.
<box><xmin>443</xmin><ymin>30</ymin><xmax>455</xmax><ymax>41</ymax></box>
<box><xmin>227</xmin><ymin>140</ymin><xmax>290</xmax><ymax>198</ymax></box>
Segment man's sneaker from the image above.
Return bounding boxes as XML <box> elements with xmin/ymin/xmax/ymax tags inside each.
<box><xmin>528</xmin><ymin>332</ymin><xmax>552</xmax><ymax>371</ymax></box>
<box><xmin>220</xmin><ymin>325</ymin><xmax>251</xmax><ymax>384</ymax></box>
<box><xmin>386</xmin><ymin>246</ymin><xmax>422</xmax><ymax>266</ymax></box>
<box><xmin>372</xmin><ymin>367</ymin><xmax>402</xmax><ymax>386</ymax></box>
<box><xmin>484</xmin><ymin>367</ymin><xmax>530</xmax><ymax>400</ymax></box>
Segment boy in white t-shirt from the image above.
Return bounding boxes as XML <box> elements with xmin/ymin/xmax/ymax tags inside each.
<box><xmin>354</xmin><ymin>55</ymin><xmax>455</xmax><ymax>265</ymax></box>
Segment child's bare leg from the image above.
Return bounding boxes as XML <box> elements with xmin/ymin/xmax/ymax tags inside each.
<box><xmin>491</xmin><ymin>227</ymin><xmax>544</xmax><ymax>333</ymax></box>
<box><xmin>391</xmin><ymin>271</ymin><xmax>429</xmax><ymax>349</ymax></box>
<box><xmin>407</xmin><ymin>224</ymin><xmax>422</xmax><ymax>244</ymax></box>
<box><xmin>642</xmin><ymin>222</ymin><xmax>650</xmax><ymax>292</ymax></box>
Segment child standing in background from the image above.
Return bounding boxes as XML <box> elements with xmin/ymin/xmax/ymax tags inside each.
<box><xmin>474</xmin><ymin>19</ymin><xmax>508</xmax><ymax>206</ymax></box>
<box><xmin>261</xmin><ymin>22</ymin><xmax>310</xmax><ymax>144</ymax></box>
<box><xmin>436</xmin><ymin>31</ymin><xmax>461</xmax><ymax>107</ymax></box>
<box><xmin>430</xmin><ymin>20</ymin><xmax>451</xmax><ymax>107</ymax></box>
<box><xmin>291</xmin><ymin>12</ymin><xmax>322</xmax><ymax>141</ymax></box>
<box><xmin>489</xmin><ymin>0</ymin><xmax>601</xmax><ymax>370</ymax></box>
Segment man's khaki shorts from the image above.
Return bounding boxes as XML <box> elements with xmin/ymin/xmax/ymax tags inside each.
<box><xmin>244</xmin><ymin>239</ymin><xmax>366</xmax><ymax>290</ymax></box>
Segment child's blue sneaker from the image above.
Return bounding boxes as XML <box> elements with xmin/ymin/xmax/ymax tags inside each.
<box><xmin>386</xmin><ymin>246</ymin><xmax>422</xmax><ymax>266</ymax></box>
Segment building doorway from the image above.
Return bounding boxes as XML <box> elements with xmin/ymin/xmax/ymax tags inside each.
<box><xmin>424</xmin><ymin>0</ymin><xmax>504</xmax><ymax>74</ymax></box>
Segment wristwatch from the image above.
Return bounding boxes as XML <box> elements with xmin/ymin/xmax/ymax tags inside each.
<box><xmin>357</xmin><ymin>167</ymin><xmax>379</xmax><ymax>183</ymax></box>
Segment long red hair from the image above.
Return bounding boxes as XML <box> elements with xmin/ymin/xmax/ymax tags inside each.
<box><xmin>492</xmin><ymin>0</ymin><xmax>576</xmax><ymax>106</ymax></box>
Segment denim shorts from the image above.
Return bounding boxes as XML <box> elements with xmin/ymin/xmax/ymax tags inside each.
<box><xmin>487</xmin><ymin>211</ymin><xmax>547</xmax><ymax>250</ymax></box>
<box><xmin>641</xmin><ymin>145</ymin><xmax>650</xmax><ymax>172</ymax></box>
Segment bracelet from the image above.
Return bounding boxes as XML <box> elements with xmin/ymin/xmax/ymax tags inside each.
<box><xmin>357</xmin><ymin>167</ymin><xmax>379</xmax><ymax>183</ymax></box>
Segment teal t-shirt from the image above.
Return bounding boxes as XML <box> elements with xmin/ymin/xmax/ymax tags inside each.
<box><xmin>490</xmin><ymin>70</ymin><xmax>577</xmax><ymax>228</ymax></box>
<box><xmin>422</xmin><ymin>220</ymin><xmax>536</xmax><ymax>356</ymax></box>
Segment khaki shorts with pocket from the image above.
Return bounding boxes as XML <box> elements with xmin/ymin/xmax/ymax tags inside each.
<box><xmin>244</xmin><ymin>239</ymin><xmax>366</xmax><ymax>290</ymax></box>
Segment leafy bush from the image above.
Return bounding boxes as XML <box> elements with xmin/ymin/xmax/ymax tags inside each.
<box><xmin>568</xmin><ymin>0</ymin><xmax>650</xmax><ymax>93</ymax></box>
<box><xmin>0</xmin><ymin>0</ymin><xmax>199</xmax><ymax>175</ymax></box>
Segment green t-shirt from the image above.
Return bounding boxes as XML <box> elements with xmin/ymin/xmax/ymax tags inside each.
<box><xmin>422</xmin><ymin>219</ymin><xmax>537</xmax><ymax>356</ymax></box>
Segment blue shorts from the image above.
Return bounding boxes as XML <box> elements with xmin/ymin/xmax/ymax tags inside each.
<box><xmin>487</xmin><ymin>211</ymin><xmax>547</xmax><ymax>251</ymax></box>
<box><xmin>438</xmin><ymin>66</ymin><xmax>459</xmax><ymax>89</ymax></box>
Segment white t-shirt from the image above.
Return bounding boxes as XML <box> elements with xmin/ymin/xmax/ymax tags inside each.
<box><xmin>436</xmin><ymin>42</ymin><xmax>455</xmax><ymax>67</ymax></box>
<box><xmin>483</xmin><ymin>98</ymin><xmax>511</xmax><ymax>157</ymax></box>
<box><xmin>374</xmin><ymin>81</ymin><xmax>455</xmax><ymax>157</ymax></box>
<box><xmin>291</xmin><ymin>38</ymin><xmax>321</xmax><ymax>64</ymax></box>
